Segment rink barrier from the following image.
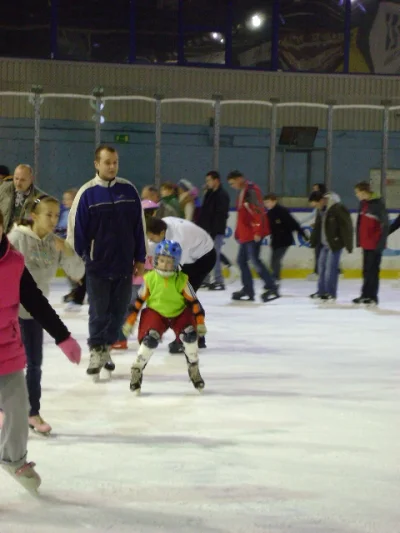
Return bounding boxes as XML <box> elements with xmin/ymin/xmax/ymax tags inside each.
<box><xmin>57</xmin><ymin>210</ymin><xmax>400</xmax><ymax>280</ymax></box>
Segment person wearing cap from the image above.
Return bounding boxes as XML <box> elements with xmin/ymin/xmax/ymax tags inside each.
<box><xmin>141</xmin><ymin>184</ymin><xmax>179</xmax><ymax>218</ymax></box>
<box><xmin>0</xmin><ymin>164</ymin><xmax>45</xmax><ymax>234</ymax></box>
<box><xmin>177</xmin><ymin>179</ymin><xmax>198</xmax><ymax>221</ymax></box>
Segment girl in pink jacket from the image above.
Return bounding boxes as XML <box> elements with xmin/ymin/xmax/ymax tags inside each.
<box><xmin>0</xmin><ymin>209</ymin><xmax>81</xmax><ymax>493</ymax></box>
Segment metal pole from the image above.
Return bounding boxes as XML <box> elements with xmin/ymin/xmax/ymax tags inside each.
<box><xmin>225</xmin><ymin>1</ymin><xmax>233</xmax><ymax>66</ymax></box>
<box><xmin>154</xmin><ymin>95</ymin><xmax>163</xmax><ymax>188</ymax></box>
<box><xmin>381</xmin><ymin>100</ymin><xmax>391</xmax><ymax>200</ymax></box>
<box><xmin>178</xmin><ymin>0</ymin><xmax>185</xmax><ymax>65</ymax></box>
<box><xmin>325</xmin><ymin>101</ymin><xmax>335</xmax><ymax>191</ymax></box>
<box><xmin>343</xmin><ymin>0</ymin><xmax>352</xmax><ymax>73</ymax></box>
<box><xmin>268</xmin><ymin>98</ymin><xmax>279</xmax><ymax>192</ymax></box>
<box><xmin>92</xmin><ymin>86</ymin><xmax>104</xmax><ymax>149</ymax></box>
<box><xmin>50</xmin><ymin>0</ymin><xmax>59</xmax><ymax>59</ymax></box>
<box><xmin>271</xmin><ymin>0</ymin><xmax>280</xmax><ymax>70</ymax></box>
<box><xmin>212</xmin><ymin>94</ymin><xmax>222</xmax><ymax>170</ymax></box>
<box><xmin>31</xmin><ymin>85</ymin><xmax>43</xmax><ymax>185</ymax></box>
<box><xmin>129</xmin><ymin>0</ymin><xmax>136</xmax><ymax>63</ymax></box>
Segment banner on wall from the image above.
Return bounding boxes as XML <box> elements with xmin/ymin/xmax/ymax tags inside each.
<box><xmin>222</xmin><ymin>210</ymin><xmax>400</xmax><ymax>271</ymax></box>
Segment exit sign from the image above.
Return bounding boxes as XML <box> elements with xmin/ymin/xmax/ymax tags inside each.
<box><xmin>115</xmin><ymin>134</ymin><xmax>129</xmax><ymax>143</ymax></box>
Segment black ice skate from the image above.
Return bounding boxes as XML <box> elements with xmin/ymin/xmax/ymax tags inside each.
<box><xmin>352</xmin><ymin>297</ymin><xmax>377</xmax><ymax>307</ymax></box>
<box><xmin>319</xmin><ymin>294</ymin><xmax>336</xmax><ymax>303</ymax></box>
<box><xmin>188</xmin><ymin>363</ymin><xmax>205</xmax><ymax>392</ymax></box>
<box><xmin>209</xmin><ymin>282</ymin><xmax>225</xmax><ymax>291</ymax></box>
<box><xmin>130</xmin><ymin>366</ymin><xmax>143</xmax><ymax>395</ymax></box>
<box><xmin>261</xmin><ymin>289</ymin><xmax>280</xmax><ymax>303</ymax></box>
<box><xmin>310</xmin><ymin>292</ymin><xmax>322</xmax><ymax>300</ymax></box>
<box><xmin>169</xmin><ymin>340</ymin><xmax>185</xmax><ymax>354</ymax></box>
<box><xmin>232</xmin><ymin>289</ymin><xmax>254</xmax><ymax>301</ymax></box>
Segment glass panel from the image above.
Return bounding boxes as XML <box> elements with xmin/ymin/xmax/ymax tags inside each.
<box><xmin>58</xmin><ymin>0</ymin><xmax>130</xmax><ymax>62</ymax></box>
<box><xmin>135</xmin><ymin>0</ymin><xmax>178</xmax><ymax>64</ymax></box>
<box><xmin>0</xmin><ymin>0</ymin><xmax>51</xmax><ymax>59</ymax></box>
<box><xmin>182</xmin><ymin>0</ymin><xmax>228</xmax><ymax>27</ymax></box>
<box><xmin>232</xmin><ymin>0</ymin><xmax>274</xmax><ymax>68</ymax></box>
<box><xmin>184</xmin><ymin>32</ymin><xmax>226</xmax><ymax>64</ymax></box>
<box><xmin>278</xmin><ymin>0</ymin><xmax>345</xmax><ymax>72</ymax></box>
<box><xmin>350</xmin><ymin>0</ymin><xmax>396</xmax><ymax>74</ymax></box>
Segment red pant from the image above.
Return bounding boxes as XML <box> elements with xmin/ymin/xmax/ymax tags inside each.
<box><xmin>138</xmin><ymin>307</ymin><xmax>196</xmax><ymax>343</ymax></box>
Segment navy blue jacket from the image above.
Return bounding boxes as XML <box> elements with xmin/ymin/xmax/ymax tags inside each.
<box><xmin>67</xmin><ymin>175</ymin><xmax>146</xmax><ymax>278</ymax></box>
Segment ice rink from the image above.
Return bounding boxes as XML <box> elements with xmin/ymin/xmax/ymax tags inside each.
<box><xmin>1</xmin><ymin>278</ymin><xmax>399</xmax><ymax>533</ymax></box>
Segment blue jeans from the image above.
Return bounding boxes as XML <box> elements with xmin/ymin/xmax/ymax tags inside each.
<box><xmin>317</xmin><ymin>245</ymin><xmax>342</xmax><ymax>298</ymax></box>
<box><xmin>238</xmin><ymin>241</ymin><xmax>276</xmax><ymax>298</ymax></box>
<box><xmin>19</xmin><ymin>319</ymin><xmax>43</xmax><ymax>417</ymax></box>
<box><xmin>86</xmin><ymin>274</ymin><xmax>132</xmax><ymax>348</ymax></box>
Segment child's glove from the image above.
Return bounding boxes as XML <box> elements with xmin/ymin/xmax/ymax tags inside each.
<box><xmin>58</xmin><ymin>336</ymin><xmax>81</xmax><ymax>364</ymax></box>
<box><xmin>197</xmin><ymin>324</ymin><xmax>207</xmax><ymax>337</ymax></box>
<box><xmin>122</xmin><ymin>312</ymin><xmax>137</xmax><ymax>339</ymax></box>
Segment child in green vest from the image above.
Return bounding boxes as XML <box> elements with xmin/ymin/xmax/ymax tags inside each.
<box><xmin>122</xmin><ymin>239</ymin><xmax>206</xmax><ymax>394</ymax></box>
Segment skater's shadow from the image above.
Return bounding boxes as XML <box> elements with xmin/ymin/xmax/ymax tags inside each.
<box><xmin>45</xmin><ymin>432</ymin><xmax>235</xmax><ymax>448</ymax></box>
<box><xmin>368</xmin><ymin>307</ymin><xmax>400</xmax><ymax>316</ymax></box>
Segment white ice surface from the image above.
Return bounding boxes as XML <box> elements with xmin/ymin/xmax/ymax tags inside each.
<box><xmin>1</xmin><ymin>279</ymin><xmax>400</xmax><ymax>533</ymax></box>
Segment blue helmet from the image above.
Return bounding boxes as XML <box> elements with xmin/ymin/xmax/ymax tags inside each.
<box><xmin>154</xmin><ymin>240</ymin><xmax>182</xmax><ymax>270</ymax></box>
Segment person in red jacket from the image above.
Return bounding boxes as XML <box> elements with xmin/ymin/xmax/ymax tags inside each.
<box><xmin>227</xmin><ymin>171</ymin><xmax>279</xmax><ymax>302</ymax></box>
<box><xmin>354</xmin><ymin>181</ymin><xmax>389</xmax><ymax>305</ymax></box>
<box><xmin>0</xmin><ymin>209</ymin><xmax>81</xmax><ymax>493</ymax></box>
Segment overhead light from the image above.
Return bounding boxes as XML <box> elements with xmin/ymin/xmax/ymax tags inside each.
<box><xmin>249</xmin><ymin>13</ymin><xmax>265</xmax><ymax>29</ymax></box>
<box><xmin>220</xmin><ymin>38</ymin><xmax>225</xmax><ymax>44</ymax></box>
<box><xmin>211</xmin><ymin>32</ymin><xmax>221</xmax><ymax>40</ymax></box>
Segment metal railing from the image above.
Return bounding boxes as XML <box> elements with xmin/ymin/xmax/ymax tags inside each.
<box><xmin>0</xmin><ymin>88</ymin><xmax>395</xmax><ymax>195</ymax></box>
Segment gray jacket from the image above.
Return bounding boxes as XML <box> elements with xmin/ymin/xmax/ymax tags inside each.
<box><xmin>0</xmin><ymin>180</ymin><xmax>45</xmax><ymax>234</ymax></box>
<box><xmin>8</xmin><ymin>225</ymin><xmax>85</xmax><ymax>319</ymax></box>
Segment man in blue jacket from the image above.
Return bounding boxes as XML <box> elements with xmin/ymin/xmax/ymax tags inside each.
<box><xmin>68</xmin><ymin>145</ymin><xmax>146</xmax><ymax>378</ymax></box>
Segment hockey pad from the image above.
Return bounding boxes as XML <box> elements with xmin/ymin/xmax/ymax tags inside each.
<box><xmin>180</xmin><ymin>326</ymin><xmax>199</xmax><ymax>364</ymax></box>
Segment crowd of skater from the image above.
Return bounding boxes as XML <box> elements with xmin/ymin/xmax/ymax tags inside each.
<box><xmin>0</xmin><ymin>149</ymin><xmax>397</xmax><ymax>493</ymax></box>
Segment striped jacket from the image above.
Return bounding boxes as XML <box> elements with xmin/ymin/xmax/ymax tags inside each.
<box><xmin>67</xmin><ymin>175</ymin><xmax>146</xmax><ymax>278</ymax></box>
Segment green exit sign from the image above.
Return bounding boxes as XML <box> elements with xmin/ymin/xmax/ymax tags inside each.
<box><xmin>114</xmin><ymin>134</ymin><xmax>130</xmax><ymax>143</ymax></box>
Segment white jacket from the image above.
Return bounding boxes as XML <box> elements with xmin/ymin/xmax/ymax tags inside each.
<box><xmin>162</xmin><ymin>217</ymin><xmax>214</xmax><ymax>265</ymax></box>
<box><xmin>8</xmin><ymin>225</ymin><xmax>85</xmax><ymax>319</ymax></box>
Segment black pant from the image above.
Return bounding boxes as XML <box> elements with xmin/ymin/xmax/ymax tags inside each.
<box><xmin>19</xmin><ymin>318</ymin><xmax>43</xmax><ymax>417</ymax></box>
<box><xmin>220</xmin><ymin>252</ymin><xmax>231</xmax><ymax>268</ymax></box>
<box><xmin>271</xmin><ymin>246</ymin><xmax>289</xmax><ymax>281</ymax></box>
<box><xmin>86</xmin><ymin>274</ymin><xmax>133</xmax><ymax>348</ymax></box>
<box><xmin>181</xmin><ymin>248</ymin><xmax>217</xmax><ymax>292</ymax></box>
<box><xmin>361</xmin><ymin>250</ymin><xmax>382</xmax><ymax>301</ymax></box>
<box><xmin>314</xmin><ymin>243</ymin><xmax>322</xmax><ymax>274</ymax></box>
<box><xmin>73</xmin><ymin>274</ymin><xmax>86</xmax><ymax>305</ymax></box>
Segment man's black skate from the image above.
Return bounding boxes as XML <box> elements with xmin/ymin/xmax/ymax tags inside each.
<box><xmin>209</xmin><ymin>282</ymin><xmax>225</xmax><ymax>291</ymax></box>
<box><xmin>261</xmin><ymin>289</ymin><xmax>280</xmax><ymax>303</ymax></box>
<box><xmin>169</xmin><ymin>340</ymin><xmax>184</xmax><ymax>354</ymax></box>
<box><xmin>130</xmin><ymin>367</ymin><xmax>143</xmax><ymax>394</ymax></box>
<box><xmin>352</xmin><ymin>297</ymin><xmax>377</xmax><ymax>306</ymax></box>
<box><xmin>188</xmin><ymin>363</ymin><xmax>205</xmax><ymax>392</ymax></box>
<box><xmin>232</xmin><ymin>289</ymin><xmax>254</xmax><ymax>301</ymax></box>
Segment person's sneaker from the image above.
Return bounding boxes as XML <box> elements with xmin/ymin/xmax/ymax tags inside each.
<box><xmin>111</xmin><ymin>340</ymin><xmax>128</xmax><ymax>350</ymax></box>
<box><xmin>310</xmin><ymin>292</ymin><xmax>322</xmax><ymax>300</ymax></box>
<box><xmin>209</xmin><ymin>282</ymin><xmax>225</xmax><ymax>291</ymax></box>
<box><xmin>232</xmin><ymin>289</ymin><xmax>254</xmax><ymax>302</ymax></box>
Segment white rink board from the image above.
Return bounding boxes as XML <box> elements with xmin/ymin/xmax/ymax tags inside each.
<box><xmin>222</xmin><ymin>210</ymin><xmax>400</xmax><ymax>271</ymax></box>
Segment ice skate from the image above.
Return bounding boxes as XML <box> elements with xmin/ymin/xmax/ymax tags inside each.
<box><xmin>261</xmin><ymin>289</ymin><xmax>280</xmax><ymax>303</ymax></box>
<box><xmin>232</xmin><ymin>288</ymin><xmax>254</xmax><ymax>302</ymax></box>
<box><xmin>87</xmin><ymin>345</ymin><xmax>108</xmax><ymax>382</ymax></box>
<box><xmin>169</xmin><ymin>339</ymin><xmax>184</xmax><ymax>354</ymax></box>
<box><xmin>208</xmin><ymin>282</ymin><xmax>225</xmax><ymax>291</ymax></box>
<box><xmin>188</xmin><ymin>363</ymin><xmax>205</xmax><ymax>392</ymax></box>
<box><xmin>352</xmin><ymin>297</ymin><xmax>377</xmax><ymax>307</ymax></box>
<box><xmin>2</xmin><ymin>460</ymin><xmax>41</xmax><ymax>494</ymax></box>
<box><xmin>64</xmin><ymin>301</ymin><xmax>82</xmax><ymax>313</ymax></box>
<box><xmin>319</xmin><ymin>294</ymin><xmax>336</xmax><ymax>304</ymax></box>
<box><xmin>310</xmin><ymin>292</ymin><xmax>322</xmax><ymax>300</ymax></box>
<box><xmin>28</xmin><ymin>415</ymin><xmax>52</xmax><ymax>436</ymax></box>
<box><xmin>130</xmin><ymin>366</ymin><xmax>143</xmax><ymax>395</ymax></box>
<box><xmin>111</xmin><ymin>340</ymin><xmax>128</xmax><ymax>350</ymax></box>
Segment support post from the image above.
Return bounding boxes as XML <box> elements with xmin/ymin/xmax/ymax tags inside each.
<box><xmin>325</xmin><ymin>101</ymin><xmax>336</xmax><ymax>191</ymax></box>
<box><xmin>129</xmin><ymin>0</ymin><xmax>136</xmax><ymax>63</ymax></box>
<box><xmin>30</xmin><ymin>85</ymin><xmax>43</xmax><ymax>184</ymax></box>
<box><xmin>271</xmin><ymin>0</ymin><xmax>280</xmax><ymax>70</ymax></box>
<box><xmin>92</xmin><ymin>86</ymin><xmax>104</xmax><ymax>149</ymax></box>
<box><xmin>225</xmin><ymin>1</ymin><xmax>233</xmax><ymax>66</ymax></box>
<box><xmin>268</xmin><ymin>98</ymin><xmax>279</xmax><ymax>193</ymax></box>
<box><xmin>154</xmin><ymin>95</ymin><xmax>163</xmax><ymax>188</ymax></box>
<box><xmin>178</xmin><ymin>0</ymin><xmax>185</xmax><ymax>65</ymax></box>
<box><xmin>381</xmin><ymin>100</ymin><xmax>391</xmax><ymax>200</ymax></box>
<box><xmin>212</xmin><ymin>94</ymin><xmax>222</xmax><ymax>171</ymax></box>
<box><xmin>50</xmin><ymin>0</ymin><xmax>59</xmax><ymax>59</ymax></box>
<box><xmin>343</xmin><ymin>0</ymin><xmax>352</xmax><ymax>73</ymax></box>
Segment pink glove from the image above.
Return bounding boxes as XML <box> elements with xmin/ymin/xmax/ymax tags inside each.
<box><xmin>58</xmin><ymin>336</ymin><xmax>81</xmax><ymax>364</ymax></box>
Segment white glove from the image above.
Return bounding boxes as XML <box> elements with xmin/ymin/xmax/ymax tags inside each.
<box><xmin>197</xmin><ymin>324</ymin><xmax>207</xmax><ymax>337</ymax></box>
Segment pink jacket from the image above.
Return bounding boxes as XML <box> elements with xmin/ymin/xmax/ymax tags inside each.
<box><xmin>0</xmin><ymin>241</ymin><xmax>27</xmax><ymax>376</ymax></box>
<box><xmin>133</xmin><ymin>256</ymin><xmax>153</xmax><ymax>286</ymax></box>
